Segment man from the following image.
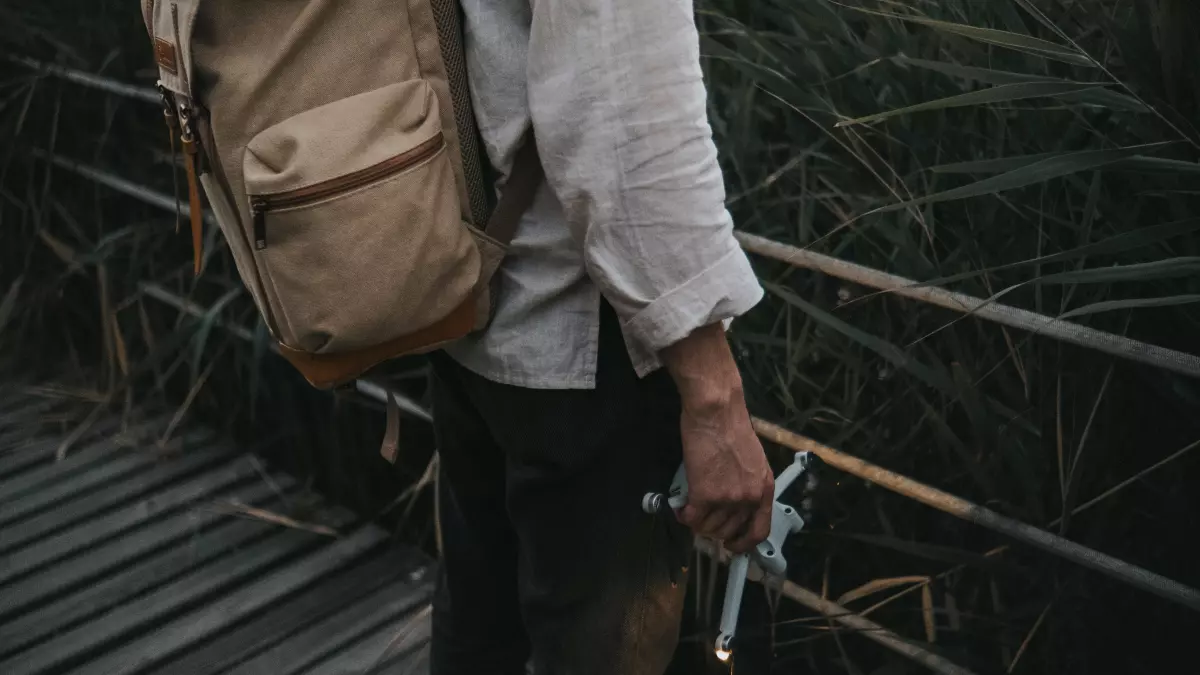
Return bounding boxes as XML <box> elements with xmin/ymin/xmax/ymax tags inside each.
<box><xmin>428</xmin><ymin>0</ymin><xmax>774</xmax><ymax>673</ymax></box>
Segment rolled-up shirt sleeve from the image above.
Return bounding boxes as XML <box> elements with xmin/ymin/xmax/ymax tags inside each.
<box><xmin>526</xmin><ymin>0</ymin><xmax>764</xmax><ymax>354</ymax></box>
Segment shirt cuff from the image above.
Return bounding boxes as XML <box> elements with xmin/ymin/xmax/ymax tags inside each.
<box><xmin>621</xmin><ymin>245</ymin><xmax>764</xmax><ymax>354</ymax></box>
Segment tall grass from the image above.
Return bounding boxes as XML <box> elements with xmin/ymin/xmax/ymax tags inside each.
<box><xmin>700</xmin><ymin>1</ymin><xmax>1200</xmax><ymax>672</ymax></box>
<box><xmin>3</xmin><ymin>1</ymin><xmax>1199</xmax><ymax>673</ymax></box>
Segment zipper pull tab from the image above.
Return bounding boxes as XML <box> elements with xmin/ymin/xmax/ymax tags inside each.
<box><xmin>252</xmin><ymin>199</ymin><xmax>267</xmax><ymax>250</ymax></box>
<box><xmin>179</xmin><ymin>102</ymin><xmax>204</xmax><ymax>277</ymax></box>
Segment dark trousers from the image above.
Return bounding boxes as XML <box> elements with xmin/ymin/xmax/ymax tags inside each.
<box><xmin>428</xmin><ymin>303</ymin><xmax>693</xmax><ymax>675</ymax></box>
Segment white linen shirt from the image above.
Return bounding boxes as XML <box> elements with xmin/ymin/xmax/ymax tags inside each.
<box><xmin>443</xmin><ymin>0</ymin><xmax>764</xmax><ymax>389</ymax></box>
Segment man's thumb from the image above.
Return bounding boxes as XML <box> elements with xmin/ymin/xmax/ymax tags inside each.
<box><xmin>675</xmin><ymin>504</ymin><xmax>699</xmax><ymax>526</ymax></box>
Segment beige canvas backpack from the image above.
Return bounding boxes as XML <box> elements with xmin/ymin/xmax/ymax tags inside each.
<box><xmin>140</xmin><ymin>0</ymin><xmax>542</xmax><ymax>390</ymax></box>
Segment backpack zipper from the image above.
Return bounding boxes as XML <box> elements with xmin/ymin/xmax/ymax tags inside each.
<box><xmin>250</xmin><ymin>132</ymin><xmax>445</xmax><ymax>251</ymax></box>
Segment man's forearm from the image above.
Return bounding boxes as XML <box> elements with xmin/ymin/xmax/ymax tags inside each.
<box><xmin>661</xmin><ymin>321</ymin><xmax>775</xmax><ymax>553</ymax></box>
<box><xmin>661</xmin><ymin>322</ymin><xmax>746</xmax><ymax>412</ymax></box>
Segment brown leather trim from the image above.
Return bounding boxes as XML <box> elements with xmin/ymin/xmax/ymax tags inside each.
<box><xmin>154</xmin><ymin>37</ymin><xmax>178</xmax><ymax>74</ymax></box>
<box><xmin>183</xmin><ymin>138</ymin><xmax>203</xmax><ymax>276</ymax></box>
<box><xmin>278</xmin><ymin>296</ymin><xmax>476</xmax><ymax>390</ymax></box>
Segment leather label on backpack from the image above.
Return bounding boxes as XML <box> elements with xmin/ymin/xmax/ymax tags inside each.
<box><xmin>154</xmin><ymin>38</ymin><xmax>178</xmax><ymax>74</ymax></box>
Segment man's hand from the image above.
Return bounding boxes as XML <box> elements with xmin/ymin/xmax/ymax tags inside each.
<box><xmin>662</xmin><ymin>323</ymin><xmax>774</xmax><ymax>554</ymax></box>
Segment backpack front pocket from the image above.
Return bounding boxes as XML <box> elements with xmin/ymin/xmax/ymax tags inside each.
<box><xmin>243</xmin><ymin>80</ymin><xmax>481</xmax><ymax>355</ymax></box>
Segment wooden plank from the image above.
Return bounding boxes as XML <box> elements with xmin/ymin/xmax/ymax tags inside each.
<box><xmin>152</xmin><ymin>551</ymin><xmax>429</xmax><ymax>674</ymax></box>
<box><xmin>370</xmin><ymin>643</ymin><xmax>430</xmax><ymax>675</ymax></box>
<box><xmin>303</xmin><ymin>603</ymin><xmax>432</xmax><ymax>675</ymax></box>
<box><xmin>0</xmin><ymin>447</ymin><xmax>178</xmax><ymax>531</ymax></box>
<box><xmin>0</xmin><ymin>385</ymin><xmax>439</xmax><ymax>675</ymax></box>
<box><xmin>71</xmin><ymin>524</ymin><xmax>387</xmax><ymax>675</ymax></box>
<box><xmin>0</xmin><ymin>517</ymin><xmax>360</xmax><ymax>675</ymax></box>
<box><xmin>0</xmin><ymin>436</ymin><xmax>232</xmax><ymax>549</ymax></box>
<box><xmin>388</xmin><ymin>644</ymin><xmax>430</xmax><ymax>675</ymax></box>
<box><xmin>0</xmin><ymin>383</ymin><xmax>31</xmax><ymax>412</ymax></box>
<box><xmin>0</xmin><ymin>415</ymin><xmax>170</xmax><ymax>505</ymax></box>
<box><xmin>0</xmin><ymin>488</ymin><xmax>311</xmax><ymax>659</ymax></box>
<box><xmin>0</xmin><ymin>415</ymin><xmax>123</xmax><ymax>480</ymax></box>
<box><xmin>0</xmin><ymin>398</ymin><xmax>61</xmax><ymax>433</ymax></box>
<box><xmin>0</xmin><ymin>399</ymin><xmax>71</xmax><ymax>447</ymax></box>
<box><xmin>0</xmin><ymin>412</ymin><xmax>72</xmax><ymax>450</ymax></box>
<box><xmin>0</xmin><ymin>427</ymin><xmax>44</xmax><ymax>452</ymax></box>
<box><xmin>223</xmin><ymin>573</ymin><xmax>435</xmax><ymax>675</ymax></box>
<box><xmin>0</xmin><ymin>430</ymin><xmax>222</xmax><ymax>537</ymax></box>
<box><xmin>0</xmin><ymin>477</ymin><xmax>292</xmax><ymax>630</ymax></box>
<box><xmin>0</xmin><ymin>454</ymin><xmax>261</xmax><ymax>587</ymax></box>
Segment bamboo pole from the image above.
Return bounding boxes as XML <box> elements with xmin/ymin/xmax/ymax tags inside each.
<box><xmin>693</xmin><ymin>539</ymin><xmax>977</xmax><ymax>675</ymax></box>
<box><xmin>736</xmin><ymin>231</ymin><xmax>1200</xmax><ymax>379</ymax></box>
<box><xmin>751</xmin><ymin>417</ymin><xmax>1200</xmax><ymax>612</ymax></box>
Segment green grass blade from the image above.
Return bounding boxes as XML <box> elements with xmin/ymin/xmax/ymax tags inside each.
<box><xmin>249</xmin><ymin>319</ymin><xmax>270</xmax><ymax>421</ymax></box>
<box><xmin>190</xmin><ymin>288</ymin><xmax>241</xmax><ymax>383</ymax></box>
<box><xmin>873</xmin><ymin>142</ymin><xmax>1175</xmax><ymax>212</ymax></box>
<box><xmin>894</xmin><ymin>56</ymin><xmax>1058</xmax><ymax>85</ymax></box>
<box><xmin>1059</xmin><ymin>295</ymin><xmax>1200</xmax><ymax>320</ymax></box>
<box><xmin>701</xmin><ymin>36</ymin><xmax>830</xmax><ymax>113</ymax></box>
<box><xmin>1034</xmin><ymin>258</ymin><xmax>1200</xmax><ymax>285</ymax></box>
<box><xmin>931</xmin><ymin>152</ymin><xmax>1062</xmax><ymax>174</ymax></box>
<box><xmin>763</xmin><ymin>281</ymin><xmax>952</xmax><ymax>393</ymax></box>
<box><xmin>1114</xmin><ymin>156</ymin><xmax>1200</xmax><ymax>174</ymax></box>
<box><xmin>836</xmin><ymin>82</ymin><xmax>1102</xmax><ymax>127</ymax></box>
<box><xmin>836</xmin><ymin>5</ymin><xmax>1094</xmax><ymax>66</ymax></box>
<box><xmin>881</xmin><ymin>217</ymin><xmax>1200</xmax><ymax>292</ymax></box>
<box><xmin>0</xmin><ymin>276</ymin><xmax>23</xmax><ymax>335</ymax></box>
<box><xmin>894</xmin><ymin>56</ymin><xmax>1147</xmax><ymax>112</ymax></box>
<box><xmin>933</xmin><ymin>153</ymin><xmax>1200</xmax><ymax>175</ymax></box>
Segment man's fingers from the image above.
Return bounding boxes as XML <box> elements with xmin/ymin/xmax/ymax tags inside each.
<box><xmin>711</xmin><ymin>508</ymin><xmax>751</xmax><ymax>543</ymax></box>
<box><xmin>697</xmin><ymin>506</ymin><xmax>734</xmax><ymax>539</ymax></box>
<box><xmin>676</xmin><ymin>504</ymin><xmax>700</xmax><ymax>527</ymax></box>
<box><xmin>727</xmin><ymin>484</ymin><xmax>773</xmax><ymax>553</ymax></box>
<box><xmin>679</xmin><ymin>501</ymin><xmax>743</xmax><ymax>541</ymax></box>
<box><xmin>677</xmin><ymin>503</ymin><xmax>724</xmax><ymax>533</ymax></box>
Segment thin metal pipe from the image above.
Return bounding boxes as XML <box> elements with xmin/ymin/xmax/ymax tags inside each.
<box><xmin>353</xmin><ymin>379</ymin><xmax>433</xmax><ymax>423</ymax></box>
<box><xmin>694</xmin><ymin>539</ymin><xmax>978</xmax><ymax>675</ymax></box>
<box><xmin>737</xmin><ymin>231</ymin><xmax>1200</xmax><ymax>379</ymax></box>
<box><xmin>138</xmin><ymin>282</ymin><xmax>255</xmax><ymax>343</ymax></box>
<box><xmin>751</xmin><ymin>417</ymin><xmax>1200</xmax><ymax>613</ymax></box>
<box><xmin>138</xmin><ymin>282</ymin><xmax>432</xmax><ymax>422</ymax></box>
<box><xmin>30</xmin><ymin>150</ymin><xmax>217</xmax><ymax>226</ymax></box>
<box><xmin>5</xmin><ymin>54</ymin><xmax>161</xmax><ymax>104</ymax></box>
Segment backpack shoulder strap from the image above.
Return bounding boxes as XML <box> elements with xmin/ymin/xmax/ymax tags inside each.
<box><xmin>484</xmin><ymin>132</ymin><xmax>543</xmax><ymax>246</ymax></box>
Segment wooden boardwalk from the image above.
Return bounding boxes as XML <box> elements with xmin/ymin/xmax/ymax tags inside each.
<box><xmin>0</xmin><ymin>383</ymin><xmax>434</xmax><ymax>675</ymax></box>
